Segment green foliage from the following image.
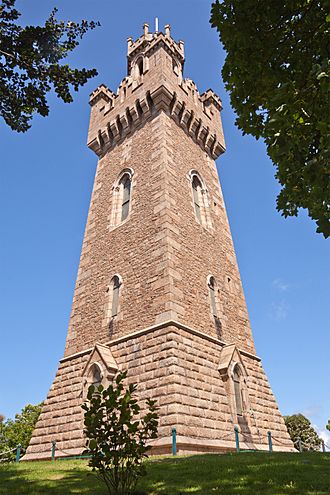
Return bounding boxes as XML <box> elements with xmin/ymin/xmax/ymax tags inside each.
<box><xmin>0</xmin><ymin>0</ymin><xmax>99</xmax><ymax>132</ymax></box>
<box><xmin>82</xmin><ymin>371</ymin><xmax>159</xmax><ymax>495</ymax></box>
<box><xmin>284</xmin><ymin>413</ymin><xmax>321</xmax><ymax>451</ymax></box>
<box><xmin>210</xmin><ymin>0</ymin><xmax>330</xmax><ymax>237</ymax></box>
<box><xmin>326</xmin><ymin>419</ymin><xmax>330</xmax><ymax>431</ymax></box>
<box><xmin>0</xmin><ymin>403</ymin><xmax>43</xmax><ymax>461</ymax></box>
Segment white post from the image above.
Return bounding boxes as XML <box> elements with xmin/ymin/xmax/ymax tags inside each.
<box><xmin>155</xmin><ymin>17</ymin><xmax>159</xmax><ymax>33</ymax></box>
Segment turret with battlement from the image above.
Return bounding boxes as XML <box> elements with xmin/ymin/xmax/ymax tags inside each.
<box><xmin>87</xmin><ymin>24</ymin><xmax>225</xmax><ymax>160</ymax></box>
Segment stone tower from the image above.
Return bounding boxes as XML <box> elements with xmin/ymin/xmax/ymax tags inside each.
<box><xmin>25</xmin><ymin>24</ymin><xmax>293</xmax><ymax>459</ymax></box>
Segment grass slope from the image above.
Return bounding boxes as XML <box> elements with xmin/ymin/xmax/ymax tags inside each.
<box><xmin>0</xmin><ymin>452</ymin><xmax>329</xmax><ymax>495</ymax></box>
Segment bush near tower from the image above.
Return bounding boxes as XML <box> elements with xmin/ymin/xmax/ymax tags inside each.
<box><xmin>82</xmin><ymin>371</ymin><xmax>159</xmax><ymax>495</ymax></box>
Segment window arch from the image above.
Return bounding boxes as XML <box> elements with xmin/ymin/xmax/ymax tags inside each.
<box><xmin>111</xmin><ymin>275</ymin><xmax>121</xmax><ymax>317</ymax></box>
<box><xmin>208</xmin><ymin>276</ymin><xmax>217</xmax><ymax>317</ymax></box>
<box><xmin>188</xmin><ymin>170</ymin><xmax>212</xmax><ymax>228</ymax></box>
<box><xmin>137</xmin><ymin>58</ymin><xmax>144</xmax><ymax>76</ymax></box>
<box><xmin>105</xmin><ymin>274</ymin><xmax>122</xmax><ymax>324</ymax></box>
<box><xmin>207</xmin><ymin>275</ymin><xmax>222</xmax><ymax>338</ymax></box>
<box><xmin>132</xmin><ymin>56</ymin><xmax>144</xmax><ymax>82</ymax></box>
<box><xmin>120</xmin><ymin>174</ymin><xmax>131</xmax><ymax>222</ymax></box>
<box><xmin>233</xmin><ymin>365</ymin><xmax>243</xmax><ymax>416</ymax></box>
<box><xmin>88</xmin><ymin>363</ymin><xmax>102</xmax><ymax>388</ymax></box>
<box><xmin>192</xmin><ymin>175</ymin><xmax>202</xmax><ymax>222</ymax></box>
<box><xmin>110</xmin><ymin>169</ymin><xmax>134</xmax><ymax>228</ymax></box>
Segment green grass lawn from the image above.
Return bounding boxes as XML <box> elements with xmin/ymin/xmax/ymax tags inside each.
<box><xmin>0</xmin><ymin>453</ymin><xmax>329</xmax><ymax>495</ymax></box>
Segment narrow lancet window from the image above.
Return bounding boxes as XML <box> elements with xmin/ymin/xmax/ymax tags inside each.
<box><xmin>111</xmin><ymin>275</ymin><xmax>121</xmax><ymax>317</ymax></box>
<box><xmin>208</xmin><ymin>276</ymin><xmax>217</xmax><ymax>317</ymax></box>
<box><xmin>233</xmin><ymin>366</ymin><xmax>243</xmax><ymax>416</ymax></box>
<box><xmin>192</xmin><ymin>175</ymin><xmax>202</xmax><ymax>222</ymax></box>
<box><xmin>121</xmin><ymin>174</ymin><xmax>131</xmax><ymax>222</ymax></box>
<box><xmin>110</xmin><ymin>168</ymin><xmax>134</xmax><ymax>229</ymax></box>
<box><xmin>138</xmin><ymin>58</ymin><xmax>144</xmax><ymax>76</ymax></box>
<box><xmin>190</xmin><ymin>171</ymin><xmax>212</xmax><ymax>228</ymax></box>
<box><xmin>89</xmin><ymin>364</ymin><xmax>102</xmax><ymax>388</ymax></box>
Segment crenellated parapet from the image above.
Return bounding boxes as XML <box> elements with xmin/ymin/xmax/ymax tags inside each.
<box><xmin>88</xmin><ymin>82</ymin><xmax>225</xmax><ymax>160</ymax></box>
<box><xmin>87</xmin><ymin>23</ymin><xmax>226</xmax><ymax>160</ymax></box>
<box><xmin>200</xmin><ymin>89</ymin><xmax>223</xmax><ymax>113</ymax></box>
<box><xmin>89</xmin><ymin>84</ymin><xmax>115</xmax><ymax>107</ymax></box>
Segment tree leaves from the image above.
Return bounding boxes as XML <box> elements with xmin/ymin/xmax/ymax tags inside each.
<box><xmin>210</xmin><ymin>0</ymin><xmax>330</xmax><ymax>237</ymax></box>
<box><xmin>0</xmin><ymin>0</ymin><xmax>99</xmax><ymax>132</ymax></box>
<box><xmin>0</xmin><ymin>403</ymin><xmax>43</xmax><ymax>461</ymax></box>
<box><xmin>284</xmin><ymin>414</ymin><xmax>321</xmax><ymax>451</ymax></box>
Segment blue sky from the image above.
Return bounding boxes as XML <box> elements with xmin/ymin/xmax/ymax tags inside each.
<box><xmin>0</xmin><ymin>0</ymin><xmax>329</xmax><ymax>445</ymax></box>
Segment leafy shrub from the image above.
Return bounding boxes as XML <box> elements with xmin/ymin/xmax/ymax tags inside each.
<box><xmin>82</xmin><ymin>371</ymin><xmax>158</xmax><ymax>495</ymax></box>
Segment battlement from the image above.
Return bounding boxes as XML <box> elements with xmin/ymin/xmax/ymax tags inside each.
<box><xmin>88</xmin><ymin>83</ymin><xmax>225</xmax><ymax>160</ymax></box>
<box><xmin>88</xmin><ymin>24</ymin><xmax>225</xmax><ymax>160</ymax></box>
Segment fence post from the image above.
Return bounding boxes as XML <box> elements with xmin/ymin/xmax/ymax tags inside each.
<box><xmin>321</xmin><ymin>440</ymin><xmax>325</xmax><ymax>453</ymax></box>
<box><xmin>51</xmin><ymin>440</ymin><xmax>56</xmax><ymax>461</ymax></box>
<box><xmin>298</xmin><ymin>437</ymin><xmax>302</xmax><ymax>453</ymax></box>
<box><xmin>267</xmin><ymin>431</ymin><xmax>273</xmax><ymax>453</ymax></box>
<box><xmin>234</xmin><ymin>426</ymin><xmax>240</xmax><ymax>453</ymax></box>
<box><xmin>15</xmin><ymin>444</ymin><xmax>21</xmax><ymax>463</ymax></box>
<box><xmin>172</xmin><ymin>427</ymin><xmax>177</xmax><ymax>456</ymax></box>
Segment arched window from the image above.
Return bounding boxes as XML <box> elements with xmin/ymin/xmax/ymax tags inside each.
<box><xmin>208</xmin><ymin>276</ymin><xmax>217</xmax><ymax>317</ymax></box>
<box><xmin>111</xmin><ymin>275</ymin><xmax>121</xmax><ymax>317</ymax></box>
<box><xmin>137</xmin><ymin>58</ymin><xmax>144</xmax><ymax>76</ymax></box>
<box><xmin>88</xmin><ymin>363</ymin><xmax>102</xmax><ymax>388</ymax></box>
<box><xmin>110</xmin><ymin>169</ymin><xmax>134</xmax><ymax>228</ymax></box>
<box><xmin>233</xmin><ymin>365</ymin><xmax>243</xmax><ymax>416</ymax></box>
<box><xmin>189</xmin><ymin>171</ymin><xmax>212</xmax><ymax>229</ymax></box>
<box><xmin>104</xmin><ymin>275</ymin><xmax>122</xmax><ymax>327</ymax></box>
<box><xmin>120</xmin><ymin>174</ymin><xmax>131</xmax><ymax>222</ymax></box>
<box><xmin>192</xmin><ymin>175</ymin><xmax>202</xmax><ymax>222</ymax></box>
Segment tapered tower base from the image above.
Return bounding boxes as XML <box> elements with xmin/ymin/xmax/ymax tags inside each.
<box><xmin>24</xmin><ymin>322</ymin><xmax>293</xmax><ymax>460</ymax></box>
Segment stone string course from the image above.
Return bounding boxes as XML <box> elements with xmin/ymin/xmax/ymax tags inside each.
<box><xmin>25</xmin><ymin>25</ymin><xmax>294</xmax><ymax>459</ymax></box>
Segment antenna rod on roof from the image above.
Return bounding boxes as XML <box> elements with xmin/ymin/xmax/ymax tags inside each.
<box><xmin>155</xmin><ymin>17</ymin><xmax>159</xmax><ymax>33</ymax></box>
